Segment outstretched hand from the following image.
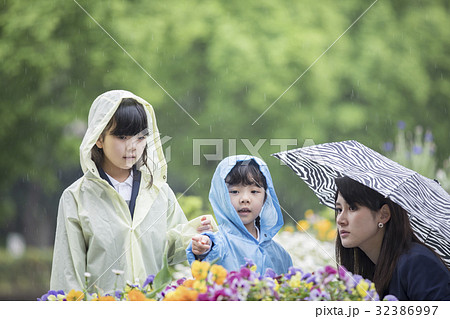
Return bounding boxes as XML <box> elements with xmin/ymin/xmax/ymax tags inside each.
<box><xmin>191</xmin><ymin>234</ymin><xmax>211</xmax><ymax>256</ymax></box>
<box><xmin>196</xmin><ymin>216</ymin><xmax>213</xmax><ymax>233</ymax></box>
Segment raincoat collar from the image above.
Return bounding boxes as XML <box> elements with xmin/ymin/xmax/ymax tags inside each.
<box><xmin>98</xmin><ymin>165</ymin><xmax>141</xmax><ymax>219</ymax></box>
<box><xmin>79</xmin><ymin>90</ymin><xmax>167</xmax><ymax>187</ymax></box>
<box><xmin>209</xmin><ymin>155</ymin><xmax>284</xmax><ymax>242</ymax></box>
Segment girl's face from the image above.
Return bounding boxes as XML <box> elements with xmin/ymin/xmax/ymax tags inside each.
<box><xmin>96</xmin><ymin>128</ymin><xmax>147</xmax><ymax>180</ymax></box>
<box><xmin>335</xmin><ymin>192</ymin><xmax>385</xmax><ymax>261</ymax></box>
<box><xmin>227</xmin><ymin>183</ymin><xmax>265</xmax><ymax>233</ymax></box>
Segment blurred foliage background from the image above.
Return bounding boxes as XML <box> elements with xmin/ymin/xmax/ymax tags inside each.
<box><xmin>0</xmin><ymin>0</ymin><xmax>449</xmax><ymax>299</ymax></box>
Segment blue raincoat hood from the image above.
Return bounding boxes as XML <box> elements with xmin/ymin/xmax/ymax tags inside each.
<box><xmin>187</xmin><ymin>155</ymin><xmax>292</xmax><ymax>274</ymax></box>
<box><xmin>209</xmin><ymin>155</ymin><xmax>284</xmax><ymax>242</ymax></box>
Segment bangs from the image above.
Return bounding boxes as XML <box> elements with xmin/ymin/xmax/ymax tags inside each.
<box><xmin>109</xmin><ymin>98</ymin><xmax>148</xmax><ymax>136</ymax></box>
<box><xmin>225</xmin><ymin>159</ymin><xmax>267</xmax><ymax>189</ymax></box>
<box><xmin>335</xmin><ymin>176</ymin><xmax>386</xmax><ymax>211</ymax></box>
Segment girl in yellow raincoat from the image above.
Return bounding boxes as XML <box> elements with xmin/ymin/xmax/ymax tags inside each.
<box><xmin>50</xmin><ymin>90</ymin><xmax>216</xmax><ymax>294</ymax></box>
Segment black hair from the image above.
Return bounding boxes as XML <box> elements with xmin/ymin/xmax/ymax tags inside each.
<box><xmin>225</xmin><ymin>159</ymin><xmax>268</xmax><ymax>229</ymax></box>
<box><xmin>91</xmin><ymin>98</ymin><xmax>152</xmax><ymax>187</ymax></box>
<box><xmin>334</xmin><ymin>176</ymin><xmax>447</xmax><ymax>297</ymax></box>
<box><xmin>225</xmin><ymin>159</ymin><xmax>267</xmax><ymax>189</ymax></box>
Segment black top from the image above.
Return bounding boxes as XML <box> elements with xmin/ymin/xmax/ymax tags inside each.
<box><xmin>388</xmin><ymin>243</ymin><xmax>450</xmax><ymax>300</ymax></box>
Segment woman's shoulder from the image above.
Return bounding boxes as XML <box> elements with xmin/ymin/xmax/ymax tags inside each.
<box><xmin>390</xmin><ymin>242</ymin><xmax>450</xmax><ymax>300</ymax></box>
<box><xmin>401</xmin><ymin>243</ymin><xmax>439</xmax><ymax>260</ymax></box>
<box><xmin>396</xmin><ymin>243</ymin><xmax>447</xmax><ymax>272</ymax></box>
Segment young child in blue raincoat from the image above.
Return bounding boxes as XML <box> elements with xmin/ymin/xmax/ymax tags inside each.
<box><xmin>51</xmin><ymin>90</ymin><xmax>215</xmax><ymax>294</ymax></box>
<box><xmin>186</xmin><ymin>155</ymin><xmax>292</xmax><ymax>275</ymax></box>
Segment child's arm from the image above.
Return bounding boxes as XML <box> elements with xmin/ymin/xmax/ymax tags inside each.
<box><xmin>196</xmin><ymin>216</ymin><xmax>214</xmax><ymax>233</ymax></box>
<box><xmin>191</xmin><ymin>234</ymin><xmax>211</xmax><ymax>256</ymax></box>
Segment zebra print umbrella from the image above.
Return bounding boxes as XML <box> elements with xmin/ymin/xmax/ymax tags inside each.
<box><xmin>272</xmin><ymin>140</ymin><xmax>450</xmax><ymax>267</ymax></box>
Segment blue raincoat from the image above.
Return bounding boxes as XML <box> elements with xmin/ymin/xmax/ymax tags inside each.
<box><xmin>187</xmin><ymin>155</ymin><xmax>292</xmax><ymax>275</ymax></box>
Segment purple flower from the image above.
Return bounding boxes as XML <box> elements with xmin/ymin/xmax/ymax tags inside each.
<box><xmin>213</xmin><ymin>287</ymin><xmax>239</xmax><ymax>301</ymax></box>
<box><xmin>397</xmin><ymin>120</ymin><xmax>406</xmax><ymax>130</ymax></box>
<box><xmin>284</xmin><ymin>266</ymin><xmax>303</xmax><ymax>280</ymax></box>
<box><xmin>324</xmin><ymin>265</ymin><xmax>337</xmax><ymax>275</ymax></box>
<box><xmin>383</xmin><ymin>142</ymin><xmax>394</xmax><ymax>152</ymax></box>
<box><xmin>263</xmin><ymin>268</ymin><xmax>277</xmax><ymax>279</ymax></box>
<box><xmin>383</xmin><ymin>294</ymin><xmax>399</xmax><ymax>301</ymax></box>
<box><xmin>425</xmin><ymin>131</ymin><xmax>433</xmax><ymax>143</ymax></box>
<box><xmin>308</xmin><ymin>288</ymin><xmax>322</xmax><ymax>300</ymax></box>
<box><xmin>412</xmin><ymin>145</ymin><xmax>422</xmax><ymax>155</ymax></box>
<box><xmin>114</xmin><ymin>290</ymin><xmax>122</xmax><ymax>299</ymax></box>
<box><xmin>243</xmin><ymin>258</ymin><xmax>255</xmax><ymax>269</ymax></box>
<box><xmin>176</xmin><ymin>278</ymin><xmax>185</xmax><ymax>286</ymax></box>
<box><xmin>37</xmin><ymin>290</ymin><xmax>65</xmax><ymax>301</ymax></box>
<box><xmin>143</xmin><ymin>274</ymin><xmax>155</xmax><ymax>288</ymax></box>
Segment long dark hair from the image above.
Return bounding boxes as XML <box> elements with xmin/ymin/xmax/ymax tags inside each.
<box><xmin>335</xmin><ymin>176</ymin><xmax>422</xmax><ymax>297</ymax></box>
<box><xmin>225</xmin><ymin>159</ymin><xmax>268</xmax><ymax>229</ymax></box>
<box><xmin>91</xmin><ymin>98</ymin><xmax>153</xmax><ymax>187</ymax></box>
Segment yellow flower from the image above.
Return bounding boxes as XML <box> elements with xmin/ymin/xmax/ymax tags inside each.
<box><xmin>314</xmin><ymin>219</ymin><xmax>332</xmax><ymax>233</ymax></box>
<box><xmin>127</xmin><ymin>289</ymin><xmax>148</xmax><ymax>301</ymax></box>
<box><xmin>66</xmin><ymin>289</ymin><xmax>84</xmax><ymax>301</ymax></box>
<box><xmin>210</xmin><ymin>264</ymin><xmax>227</xmax><ymax>285</ymax></box>
<box><xmin>305</xmin><ymin>209</ymin><xmax>314</xmax><ymax>219</ymax></box>
<box><xmin>296</xmin><ymin>220</ymin><xmax>310</xmax><ymax>232</ymax></box>
<box><xmin>274</xmin><ymin>279</ymin><xmax>280</xmax><ymax>291</ymax></box>
<box><xmin>288</xmin><ymin>273</ymin><xmax>302</xmax><ymax>288</ymax></box>
<box><xmin>284</xmin><ymin>225</ymin><xmax>295</xmax><ymax>233</ymax></box>
<box><xmin>191</xmin><ymin>260</ymin><xmax>210</xmax><ymax>280</ymax></box>
<box><xmin>193</xmin><ymin>280</ymin><xmax>207</xmax><ymax>293</ymax></box>
<box><xmin>326</xmin><ymin>229</ymin><xmax>337</xmax><ymax>241</ymax></box>
<box><xmin>356</xmin><ymin>280</ymin><xmax>369</xmax><ymax>298</ymax></box>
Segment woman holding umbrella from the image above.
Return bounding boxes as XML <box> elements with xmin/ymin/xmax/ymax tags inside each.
<box><xmin>273</xmin><ymin>140</ymin><xmax>450</xmax><ymax>300</ymax></box>
<box><xmin>335</xmin><ymin>176</ymin><xmax>450</xmax><ymax>300</ymax></box>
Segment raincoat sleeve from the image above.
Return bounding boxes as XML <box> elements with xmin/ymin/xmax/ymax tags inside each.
<box><xmin>186</xmin><ymin>231</ymin><xmax>224</xmax><ymax>265</ymax></box>
<box><xmin>50</xmin><ymin>189</ymin><xmax>86</xmax><ymax>292</ymax></box>
<box><xmin>165</xmin><ymin>186</ymin><xmax>218</xmax><ymax>265</ymax></box>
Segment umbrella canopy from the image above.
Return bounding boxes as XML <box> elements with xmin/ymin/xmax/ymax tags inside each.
<box><xmin>272</xmin><ymin>140</ymin><xmax>450</xmax><ymax>266</ymax></box>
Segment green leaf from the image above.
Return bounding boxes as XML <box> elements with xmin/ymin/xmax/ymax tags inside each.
<box><xmin>147</xmin><ymin>247</ymin><xmax>173</xmax><ymax>298</ymax></box>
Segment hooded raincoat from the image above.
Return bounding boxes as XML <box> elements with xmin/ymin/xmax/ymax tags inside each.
<box><xmin>186</xmin><ymin>155</ymin><xmax>292</xmax><ymax>275</ymax></box>
<box><xmin>50</xmin><ymin>90</ymin><xmax>215</xmax><ymax>293</ymax></box>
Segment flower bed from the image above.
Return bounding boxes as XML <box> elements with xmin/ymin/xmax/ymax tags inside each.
<box><xmin>38</xmin><ymin>260</ymin><xmax>397</xmax><ymax>301</ymax></box>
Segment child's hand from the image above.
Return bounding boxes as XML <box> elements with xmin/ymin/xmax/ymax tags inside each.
<box><xmin>191</xmin><ymin>234</ymin><xmax>211</xmax><ymax>256</ymax></box>
<box><xmin>196</xmin><ymin>216</ymin><xmax>213</xmax><ymax>233</ymax></box>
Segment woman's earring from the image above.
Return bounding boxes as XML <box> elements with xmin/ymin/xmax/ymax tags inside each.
<box><xmin>378</xmin><ymin>222</ymin><xmax>384</xmax><ymax>229</ymax></box>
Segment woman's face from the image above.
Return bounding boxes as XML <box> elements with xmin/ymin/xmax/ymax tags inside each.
<box><xmin>335</xmin><ymin>192</ymin><xmax>385</xmax><ymax>260</ymax></box>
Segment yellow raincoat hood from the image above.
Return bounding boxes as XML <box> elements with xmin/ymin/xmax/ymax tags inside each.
<box><xmin>79</xmin><ymin>90</ymin><xmax>167</xmax><ymax>186</ymax></box>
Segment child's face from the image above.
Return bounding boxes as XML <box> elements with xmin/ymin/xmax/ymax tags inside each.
<box><xmin>96</xmin><ymin>128</ymin><xmax>147</xmax><ymax>176</ymax></box>
<box><xmin>227</xmin><ymin>183</ymin><xmax>265</xmax><ymax>230</ymax></box>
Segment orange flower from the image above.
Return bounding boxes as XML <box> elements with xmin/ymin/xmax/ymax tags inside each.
<box><xmin>127</xmin><ymin>289</ymin><xmax>148</xmax><ymax>301</ymax></box>
<box><xmin>183</xmin><ymin>279</ymin><xmax>196</xmax><ymax>288</ymax></box>
<box><xmin>66</xmin><ymin>289</ymin><xmax>84</xmax><ymax>301</ymax></box>
<box><xmin>191</xmin><ymin>260</ymin><xmax>210</xmax><ymax>280</ymax></box>
<box><xmin>92</xmin><ymin>296</ymin><xmax>116</xmax><ymax>301</ymax></box>
<box><xmin>210</xmin><ymin>264</ymin><xmax>227</xmax><ymax>285</ymax></box>
<box><xmin>164</xmin><ymin>286</ymin><xmax>198</xmax><ymax>301</ymax></box>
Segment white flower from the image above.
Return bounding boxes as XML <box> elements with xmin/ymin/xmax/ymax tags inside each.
<box><xmin>112</xmin><ymin>269</ymin><xmax>125</xmax><ymax>276</ymax></box>
<box><xmin>84</xmin><ymin>272</ymin><xmax>91</xmax><ymax>278</ymax></box>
